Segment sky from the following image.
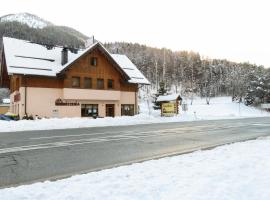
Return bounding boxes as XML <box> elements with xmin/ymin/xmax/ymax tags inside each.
<box><xmin>1</xmin><ymin>0</ymin><xmax>270</xmax><ymax>67</ymax></box>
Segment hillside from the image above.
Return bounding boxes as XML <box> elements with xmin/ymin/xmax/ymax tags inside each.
<box><xmin>105</xmin><ymin>42</ymin><xmax>269</xmax><ymax>98</ymax></box>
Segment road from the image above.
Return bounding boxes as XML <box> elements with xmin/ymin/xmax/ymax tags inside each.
<box><xmin>0</xmin><ymin>117</ymin><xmax>270</xmax><ymax>188</ymax></box>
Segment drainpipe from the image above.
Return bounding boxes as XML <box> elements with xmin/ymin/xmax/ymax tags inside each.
<box><xmin>135</xmin><ymin>91</ymin><xmax>137</xmax><ymax>115</ymax></box>
<box><xmin>24</xmin><ymin>75</ymin><xmax>27</xmax><ymax>116</ymax></box>
<box><xmin>135</xmin><ymin>84</ymin><xmax>144</xmax><ymax>115</ymax></box>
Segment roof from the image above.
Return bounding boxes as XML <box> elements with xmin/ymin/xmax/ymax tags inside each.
<box><xmin>2</xmin><ymin>37</ymin><xmax>150</xmax><ymax>84</ymax></box>
<box><xmin>111</xmin><ymin>54</ymin><xmax>150</xmax><ymax>84</ymax></box>
<box><xmin>156</xmin><ymin>94</ymin><xmax>182</xmax><ymax>102</ymax></box>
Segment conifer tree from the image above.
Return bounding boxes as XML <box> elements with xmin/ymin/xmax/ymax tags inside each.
<box><xmin>153</xmin><ymin>82</ymin><xmax>167</xmax><ymax>110</ymax></box>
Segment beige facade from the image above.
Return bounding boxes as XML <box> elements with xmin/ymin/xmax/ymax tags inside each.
<box><xmin>10</xmin><ymin>87</ymin><xmax>137</xmax><ymax>118</ymax></box>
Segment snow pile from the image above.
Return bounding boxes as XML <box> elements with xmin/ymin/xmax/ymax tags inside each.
<box><xmin>1</xmin><ymin>137</ymin><xmax>270</xmax><ymax>200</ymax></box>
<box><xmin>0</xmin><ymin>97</ymin><xmax>269</xmax><ymax>132</ymax></box>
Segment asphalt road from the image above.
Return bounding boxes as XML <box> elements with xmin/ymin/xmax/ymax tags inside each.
<box><xmin>0</xmin><ymin>117</ymin><xmax>270</xmax><ymax>188</ymax></box>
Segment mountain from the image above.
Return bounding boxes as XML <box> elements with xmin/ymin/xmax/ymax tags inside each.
<box><xmin>0</xmin><ymin>13</ymin><xmax>89</xmax><ymax>49</ymax></box>
<box><xmin>0</xmin><ymin>12</ymin><xmax>53</xmax><ymax>29</ymax></box>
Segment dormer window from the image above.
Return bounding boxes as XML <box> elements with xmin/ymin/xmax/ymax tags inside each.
<box><xmin>90</xmin><ymin>57</ymin><xmax>97</xmax><ymax>66</ymax></box>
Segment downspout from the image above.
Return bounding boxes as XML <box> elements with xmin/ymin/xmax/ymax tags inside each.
<box><xmin>24</xmin><ymin>75</ymin><xmax>27</xmax><ymax>116</ymax></box>
<box><xmin>135</xmin><ymin>91</ymin><xmax>137</xmax><ymax>115</ymax></box>
<box><xmin>136</xmin><ymin>84</ymin><xmax>144</xmax><ymax>115</ymax></box>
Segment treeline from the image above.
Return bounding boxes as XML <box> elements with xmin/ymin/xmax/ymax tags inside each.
<box><xmin>105</xmin><ymin>42</ymin><xmax>270</xmax><ymax>98</ymax></box>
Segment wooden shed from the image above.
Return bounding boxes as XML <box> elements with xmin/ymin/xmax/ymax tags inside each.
<box><xmin>156</xmin><ymin>94</ymin><xmax>182</xmax><ymax>116</ymax></box>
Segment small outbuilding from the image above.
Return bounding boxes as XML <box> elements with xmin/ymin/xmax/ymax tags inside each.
<box><xmin>156</xmin><ymin>94</ymin><xmax>182</xmax><ymax>116</ymax></box>
<box><xmin>0</xmin><ymin>98</ymin><xmax>10</xmax><ymax>114</ymax></box>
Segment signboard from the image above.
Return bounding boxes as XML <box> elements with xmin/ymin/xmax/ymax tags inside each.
<box><xmin>182</xmin><ymin>103</ymin><xmax>188</xmax><ymax>111</ymax></box>
<box><xmin>55</xmin><ymin>98</ymin><xmax>79</xmax><ymax>106</ymax></box>
<box><xmin>52</xmin><ymin>109</ymin><xmax>59</xmax><ymax>118</ymax></box>
<box><xmin>162</xmin><ymin>103</ymin><xmax>176</xmax><ymax>117</ymax></box>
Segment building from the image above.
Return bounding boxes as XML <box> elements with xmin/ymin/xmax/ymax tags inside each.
<box><xmin>0</xmin><ymin>37</ymin><xmax>150</xmax><ymax>118</ymax></box>
<box><xmin>156</xmin><ymin>94</ymin><xmax>182</xmax><ymax>116</ymax></box>
<box><xmin>0</xmin><ymin>98</ymin><xmax>10</xmax><ymax>114</ymax></box>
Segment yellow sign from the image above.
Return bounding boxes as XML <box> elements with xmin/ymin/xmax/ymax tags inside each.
<box><xmin>162</xmin><ymin>103</ymin><xmax>176</xmax><ymax>116</ymax></box>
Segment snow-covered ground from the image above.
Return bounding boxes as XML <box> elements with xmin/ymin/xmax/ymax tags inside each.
<box><xmin>0</xmin><ymin>97</ymin><xmax>269</xmax><ymax>132</ymax></box>
<box><xmin>1</xmin><ymin>137</ymin><xmax>270</xmax><ymax>200</ymax></box>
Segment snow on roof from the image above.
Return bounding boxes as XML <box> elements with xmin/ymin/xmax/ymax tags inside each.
<box><xmin>156</xmin><ymin>94</ymin><xmax>181</xmax><ymax>102</ymax></box>
<box><xmin>3</xmin><ymin>37</ymin><xmax>84</xmax><ymax>76</ymax></box>
<box><xmin>3</xmin><ymin>37</ymin><xmax>150</xmax><ymax>84</ymax></box>
<box><xmin>111</xmin><ymin>54</ymin><xmax>150</xmax><ymax>85</ymax></box>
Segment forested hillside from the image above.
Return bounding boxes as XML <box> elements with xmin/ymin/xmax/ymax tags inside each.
<box><xmin>105</xmin><ymin>42</ymin><xmax>270</xmax><ymax>100</ymax></box>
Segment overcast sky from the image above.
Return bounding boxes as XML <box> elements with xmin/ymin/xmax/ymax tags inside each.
<box><xmin>1</xmin><ymin>0</ymin><xmax>270</xmax><ymax>67</ymax></box>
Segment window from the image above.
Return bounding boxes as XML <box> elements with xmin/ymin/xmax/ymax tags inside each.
<box><xmin>84</xmin><ymin>77</ymin><xmax>92</xmax><ymax>89</ymax></box>
<box><xmin>97</xmin><ymin>79</ymin><xmax>104</xmax><ymax>89</ymax></box>
<box><xmin>121</xmin><ymin>104</ymin><xmax>135</xmax><ymax>116</ymax></box>
<box><xmin>81</xmin><ymin>104</ymin><xmax>98</xmax><ymax>117</ymax></box>
<box><xmin>90</xmin><ymin>57</ymin><xmax>97</xmax><ymax>66</ymax></box>
<box><xmin>107</xmin><ymin>79</ymin><xmax>114</xmax><ymax>89</ymax></box>
<box><xmin>72</xmin><ymin>77</ymin><xmax>80</xmax><ymax>88</ymax></box>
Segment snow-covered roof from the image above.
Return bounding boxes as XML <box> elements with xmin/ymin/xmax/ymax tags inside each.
<box><xmin>111</xmin><ymin>54</ymin><xmax>150</xmax><ymax>84</ymax></box>
<box><xmin>3</xmin><ymin>37</ymin><xmax>83</xmax><ymax>76</ymax></box>
<box><xmin>156</xmin><ymin>94</ymin><xmax>181</xmax><ymax>102</ymax></box>
<box><xmin>2</xmin><ymin>37</ymin><xmax>150</xmax><ymax>84</ymax></box>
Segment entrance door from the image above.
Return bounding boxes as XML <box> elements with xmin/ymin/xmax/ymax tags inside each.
<box><xmin>106</xmin><ymin>104</ymin><xmax>115</xmax><ymax>117</ymax></box>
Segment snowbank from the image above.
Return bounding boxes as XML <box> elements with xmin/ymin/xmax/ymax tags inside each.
<box><xmin>0</xmin><ymin>97</ymin><xmax>269</xmax><ymax>132</ymax></box>
<box><xmin>1</xmin><ymin>137</ymin><xmax>270</xmax><ymax>200</ymax></box>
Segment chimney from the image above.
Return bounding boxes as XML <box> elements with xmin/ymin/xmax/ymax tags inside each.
<box><xmin>85</xmin><ymin>36</ymin><xmax>95</xmax><ymax>48</ymax></box>
<box><xmin>61</xmin><ymin>47</ymin><xmax>68</xmax><ymax>65</ymax></box>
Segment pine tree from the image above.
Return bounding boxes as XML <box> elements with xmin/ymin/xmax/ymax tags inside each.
<box><xmin>244</xmin><ymin>75</ymin><xmax>270</xmax><ymax>106</ymax></box>
<box><xmin>153</xmin><ymin>82</ymin><xmax>167</xmax><ymax>110</ymax></box>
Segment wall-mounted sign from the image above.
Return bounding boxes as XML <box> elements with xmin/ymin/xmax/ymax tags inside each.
<box><xmin>52</xmin><ymin>109</ymin><xmax>59</xmax><ymax>118</ymax></box>
<box><xmin>55</xmin><ymin>98</ymin><xmax>79</xmax><ymax>106</ymax></box>
<box><xmin>14</xmin><ymin>93</ymin><xmax>21</xmax><ymax>102</ymax></box>
<box><xmin>161</xmin><ymin>103</ymin><xmax>176</xmax><ymax>117</ymax></box>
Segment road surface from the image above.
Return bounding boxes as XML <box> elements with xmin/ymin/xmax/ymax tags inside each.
<box><xmin>0</xmin><ymin>117</ymin><xmax>270</xmax><ymax>188</ymax></box>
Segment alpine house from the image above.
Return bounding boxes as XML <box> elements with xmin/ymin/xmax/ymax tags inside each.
<box><xmin>0</xmin><ymin>37</ymin><xmax>150</xmax><ymax>118</ymax></box>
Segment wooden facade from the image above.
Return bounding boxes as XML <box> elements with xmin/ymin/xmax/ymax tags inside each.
<box><xmin>0</xmin><ymin>50</ymin><xmax>10</xmax><ymax>88</ymax></box>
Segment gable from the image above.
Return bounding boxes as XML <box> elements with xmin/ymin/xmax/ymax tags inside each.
<box><xmin>59</xmin><ymin>43</ymin><xmax>130</xmax><ymax>81</ymax></box>
<box><xmin>62</xmin><ymin>47</ymin><xmax>129</xmax><ymax>89</ymax></box>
